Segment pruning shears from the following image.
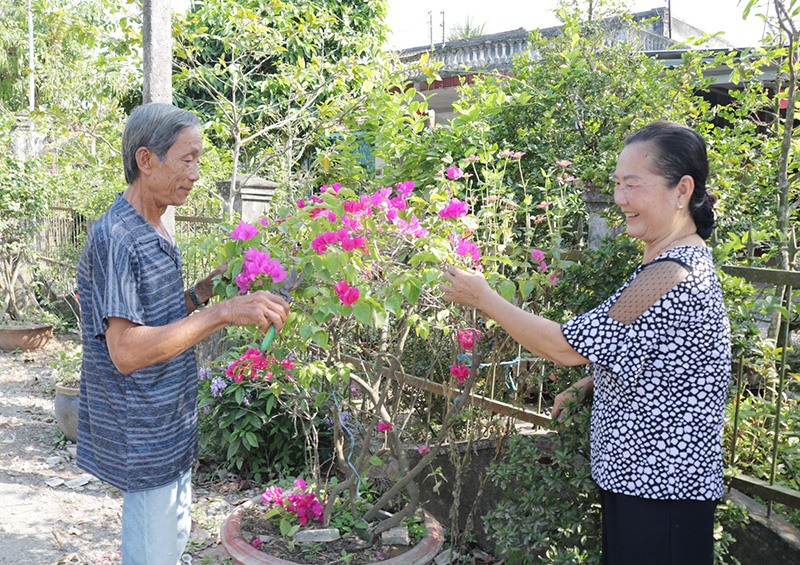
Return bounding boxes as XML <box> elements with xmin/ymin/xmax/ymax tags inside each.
<box><xmin>260</xmin><ymin>267</ymin><xmax>303</xmax><ymax>353</ymax></box>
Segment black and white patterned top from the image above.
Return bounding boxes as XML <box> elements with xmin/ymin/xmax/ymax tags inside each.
<box><xmin>561</xmin><ymin>245</ymin><xmax>731</xmax><ymax>500</ymax></box>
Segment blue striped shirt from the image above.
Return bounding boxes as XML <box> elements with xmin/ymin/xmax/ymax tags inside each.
<box><xmin>76</xmin><ymin>194</ymin><xmax>198</xmax><ymax>492</ymax></box>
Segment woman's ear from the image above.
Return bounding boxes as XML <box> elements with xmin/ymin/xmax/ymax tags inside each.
<box><xmin>676</xmin><ymin>174</ymin><xmax>695</xmax><ymax>210</ymax></box>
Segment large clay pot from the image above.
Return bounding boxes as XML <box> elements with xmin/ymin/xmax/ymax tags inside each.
<box><xmin>0</xmin><ymin>323</ymin><xmax>54</xmax><ymax>352</ymax></box>
<box><xmin>221</xmin><ymin>497</ymin><xmax>444</xmax><ymax>565</ymax></box>
<box><xmin>54</xmin><ymin>383</ymin><xmax>79</xmax><ymax>442</ymax></box>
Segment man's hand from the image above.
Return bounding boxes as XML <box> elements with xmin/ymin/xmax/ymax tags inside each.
<box><xmin>221</xmin><ymin>290</ymin><xmax>290</xmax><ymax>334</ymax></box>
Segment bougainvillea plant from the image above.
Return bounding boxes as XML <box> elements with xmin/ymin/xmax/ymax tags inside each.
<box><xmin>200</xmin><ymin>155</ymin><xmax>573</xmax><ymax>540</ymax></box>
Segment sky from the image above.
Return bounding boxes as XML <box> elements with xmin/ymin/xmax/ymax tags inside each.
<box><xmin>385</xmin><ymin>0</ymin><xmax>771</xmax><ymax>50</ymax></box>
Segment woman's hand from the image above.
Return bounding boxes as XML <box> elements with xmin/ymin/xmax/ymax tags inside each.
<box><xmin>440</xmin><ymin>265</ymin><xmax>493</xmax><ymax>310</ymax></box>
<box><xmin>551</xmin><ymin>376</ymin><xmax>594</xmax><ymax>422</ymax></box>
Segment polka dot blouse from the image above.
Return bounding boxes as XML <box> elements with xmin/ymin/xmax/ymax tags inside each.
<box><xmin>561</xmin><ymin>245</ymin><xmax>731</xmax><ymax>500</ymax></box>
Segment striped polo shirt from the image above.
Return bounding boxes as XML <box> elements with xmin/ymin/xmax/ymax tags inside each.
<box><xmin>76</xmin><ymin>194</ymin><xmax>198</xmax><ymax>492</ymax></box>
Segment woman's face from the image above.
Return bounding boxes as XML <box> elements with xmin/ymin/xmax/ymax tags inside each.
<box><xmin>614</xmin><ymin>142</ymin><xmax>683</xmax><ymax>244</ymax></box>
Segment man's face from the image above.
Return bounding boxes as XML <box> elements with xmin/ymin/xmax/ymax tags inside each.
<box><xmin>148</xmin><ymin>126</ymin><xmax>203</xmax><ymax>207</ymax></box>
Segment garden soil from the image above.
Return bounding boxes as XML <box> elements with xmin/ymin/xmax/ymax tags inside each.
<box><xmin>0</xmin><ymin>333</ymin><xmax>257</xmax><ymax>564</ymax></box>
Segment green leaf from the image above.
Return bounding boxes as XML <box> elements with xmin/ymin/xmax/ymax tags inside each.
<box><xmin>402</xmin><ymin>280</ymin><xmax>422</xmax><ymax>305</ymax></box>
<box><xmin>498</xmin><ymin>280</ymin><xmax>516</xmax><ymax>301</ymax></box>
<box><xmin>369</xmin><ymin>455</ymin><xmax>384</xmax><ymax>466</ymax></box>
<box><xmin>353</xmin><ymin>302</ymin><xmax>372</xmax><ymax>326</ymax></box>
<box><xmin>245</xmin><ymin>431</ymin><xmax>259</xmax><ymax>448</ymax></box>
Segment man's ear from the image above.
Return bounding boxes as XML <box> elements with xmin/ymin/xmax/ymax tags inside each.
<box><xmin>134</xmin><ymin>147</ymin><xmax>153</xmax><ymax>175</ymax></box>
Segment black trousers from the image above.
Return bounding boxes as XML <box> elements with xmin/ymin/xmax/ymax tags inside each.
<box><xmin>600</xmin><ymin>488</ymin><xmax>718</xmax><ymax>565</ymax></box>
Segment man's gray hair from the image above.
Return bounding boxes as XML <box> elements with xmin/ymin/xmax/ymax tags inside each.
<box><xmin>121</xmin><ymin>103</ymin><xmax>201</xmax><ymax>185</ymax></box>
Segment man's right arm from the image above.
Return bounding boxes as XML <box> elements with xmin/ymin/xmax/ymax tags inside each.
<box><xmin>105</xmin><ymin>291</ymin><xmax>289</xmax><ymax>374</ymax></box>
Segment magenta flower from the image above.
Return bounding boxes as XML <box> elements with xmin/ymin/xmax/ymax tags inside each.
<box><xmin>458</xmin><ymin>329</ymin><xmax>480</xmax><ymax>350</ymax></box>
<box><xmin>455</xmin><ymin>238</ymin><xmax>481</xmax><ymax>263</ymax></box>
<box><xmin>311</xmin><ymin>235</ymin><xmax>328</xmax><ymax>255</ymax></box>
<box><xmin>334</xmin><ymin>281</ymin><xmax>360</xmax><ymax>306</ymax></box>
<box><xmin>297</xmin><ymin>199</ymin><xmax>306</xmax><ymax>208</ymax></box>
<box><xmin>450</xmin><ymin>364</ymin><xmax>470</xmax><ymax>384</ymax></box>
<box><xmin>259</xmin><ymin>218</ymin><xmax>270</xmax><ymax>227</ymax></box>
<box><xmin>500</xmin><ymin>150</ymin><xmax>526</xmax><ymax>158</ymax></box>
<box><xmin>396</xmin><ymin>214</ymin><xmax>429</xmax><ymax>237</ymax></box>
<box><xmin>439</xmin><ymin>198</ymin><xmax>469</xmax><ymax>219</ymax></box>
<box><xmin>262</xmin><ymin>486</ymin><xmax>284</xmax><ymax>505</ymax></box>
<box><xmin>556</xmin><ymin>160</ymin><xmax>572</xmax><ymax>167</ymax></box>
<box><xmin>281</xmin><ymin>358</ymin><xmax>295</xmax><ymax>370</ymax></box>
<box><xmin>539</xmin><ymin>261</ymin><xmax>548</xmax><ymax>271</ymax></box>
<box><xmin>445</xmin><ymin>167</ymin><xmax>464</xmax><ymax>180</ymax></box>
<box><xmin>344</xmin><ymin>200</ymin><xmax>373</xmax><ymax>216</ymax></box>
<box><xmin>320</xmin><ymin>183</ymin><xmax>342</xmax><ymax>194</ymax></box>
<box><xmin>418</xmin><ymin>445</ymin><xmax>430</xmax><ymax>454</ymax></box>
<box><xmin>294</xmin><ymin>478</ymin><xmax>307</xmax><ymax>489</ymax></box>
<box><xmin>378</xmin><ymin>422</ymin><xmax>392</xmax><ymax>432</ymax></box>
<box><xmin>396</xmin><ymin>181</ymin><xmax>415</xmax><ymax>196</ymax></box>
<box><xmin>252</xmin><ymin>538</ymin><xmax>263</xmax><ymax>547</ymax></box>
<box><xmin>531</xmin><ymin>248</ymin><xmax>545</xmax><ymax>262</ymax></box>
<box><xmin>341</xmin><ymin>215</ymin><xmax>363</xmax><ymax>231</ymax></box>
<box><xmin>536</xmin><ymin>201</ymin><xmax>553</xmax><ymax>209</ymax></box>
<box><xmin>389</xmin><ymin>195</ymin><xmax>407</xmax><ymax>210</ymax></box>
<box><xmin>464</xmin><ymin>154</ymin><xmax>480</xmax><ymax>162</ymax></box>
<box><xmin>230</xmin><ymin>221</ymin><xmax>258</xmax><ymax>241</ymax></box>
<box><xmin>549</xmin><ymin>272</ymin><xmax>560</xmax><ymax>285</ymax></box>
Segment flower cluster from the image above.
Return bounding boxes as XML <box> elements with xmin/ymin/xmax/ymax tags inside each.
<box><xmin>449</xmin><ymin>364</ymin><xmax>470</xmax><ymax>384</ymax></box>
<box><xmin>225</xmin><ymin>349</ymin><xmax>294</xmax><ymax>383</ymax></box>
<box><xmin>334</xmin><ymin>280</ymin><xmax>360</xmax><ymax>306</ymax></box>
<box><xmin>439</xmin><ymin>198</ymin><xmax>469</xmax><ymax>219</ymax></box>
<box><xmin>236</xmin><ymin>246</ymin><xmax>287</xmax><ymax>294</ymax></box>
<box><xmin>261</xmin><ymin>478</ymin><xmax>325</xmax><ymax>527</ymax></box>
<box><xmin>311</xmin><ymin>229</ymin><xmax>367</xmax><ymax>255</ymax></box>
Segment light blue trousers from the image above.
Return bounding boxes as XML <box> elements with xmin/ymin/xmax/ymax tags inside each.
<box><xmin>121</xmin><ymin>468</ymin><xmax>192</xmax><ymax>565</ymax></box>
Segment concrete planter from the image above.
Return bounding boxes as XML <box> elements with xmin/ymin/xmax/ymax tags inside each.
<box><xmin>221</xmin><ymin>497</ymin><xmax>444</xmax><ymax>565</ymax></box>
<box><xmin>0</xmin><ymin>323</ymin><xmax>54</xmax><ymax>352</ymax></box>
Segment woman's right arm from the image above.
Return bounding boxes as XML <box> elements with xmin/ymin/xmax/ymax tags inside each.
<box><xmin>440</xmin><ymin>266</ymin><xmax>588</xmax><ymax>367</ymax></box>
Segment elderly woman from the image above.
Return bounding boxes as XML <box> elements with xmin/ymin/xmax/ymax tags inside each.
<box><xmin>441</xmin><ymin>121</ymin><xmax>730</xmax><ymax>565</ymax></box>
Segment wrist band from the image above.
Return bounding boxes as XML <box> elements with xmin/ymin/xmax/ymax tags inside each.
<box><xmin>189</xmin><ymin>285</ymin><xmax>206</xmax><ymax>308</ymax></box>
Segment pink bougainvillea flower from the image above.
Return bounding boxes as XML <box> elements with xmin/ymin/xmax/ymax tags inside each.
<box><xmin>455</xmin><ymin>238</ymin><xmax>481</xmax><ymax>263</ymax></box>
<box><xmin>396</xmin><ymin>213</ymin><xmax>429</xmax><ymax>237</ymax></box>
<box><xmin>259</xmin><ymin>218</ymin><xmax>270</xmax><ymax>227</ymax></box>
<box><xmin>556</xmin><ymin>160</ymin><xmax>572</xmax><ymax>167</ymax></box>
<box><xmin>499</xmin><ymin>150</ymin><xmax>526</xmax><ymax>158</ymax></box>
<box><xmin>549</xmin><ymin>272</ymin><xmax>560</xmax><ymax>285</ymax></box>
<box><xmin>539</xmin><ymin>261</ymin><xmax>548</xmax><ymax>271</ymax></box>
<box><xmin>369</xmin><ymin>186</ymin><xmax>393</xmax><ymax>209</ymax></box>
<box><xmin>230</xmin><ymin>221</ymin><xmax>258</xmax><ymax>241</ymax></box>
<box><xmin>389</xmin><ymin>195</ymin><xmax>407</xmax><ymax>210</ymax></box>
<box><xmin>485</xmin><ymin>196</ymin><xmax>500</xmax><ymax>202</ymax></box>
<box><xmin>297</xmin><ymin>199</ymin><xmax>306</xmax><ymax>208</ymax></box>
<box><xmin>341</xmin><ymin>215</ymin><xmax>363</xmax><ymax>231</ymax></box>
<box><xmin>458</xmin><ymin>329</ymin><xmax>481</xmax><ymax>350</ymax></box>
<box><xmin>378</xmin><ymin>422</ymin><xmax>392</xmax><ymax>432</ymax></box>
<box><xmin>344</xmin><ymin>200</ymin><xmax>373</xmax><ymax>216</ymax></box>
<box><xmin>326</xmin><ymin>210</ymin><xmax>338</xmax><ymax>222</ymax></box>
<box><xmin>445</xmin><ymin>167</ymin><xmax>464</xmax><ymax>180</ymax></box>
<box><xmin>294</xmin><ymin>478</ymin><xmax>307</xmax><ymax>489</ymax></box>
<box><xmin>320</xmin><ymin>183</ymin><xmax>342</xmax><ymax>194</ymax></box>
<box><xmin>227</xmin><ymin>348</ymin><xmax>271</xmax><ymax>383</ymax></box>
<box><xmin>439</xmin><ymin>198</ymin><xmax>469</xmax><ymax>219</ymax></box>
<box><xmin>464</xmin><ymin>154</ymin><xmax>480</xmax><ymax>162</ymax></box>
<box><xmin>262</xmin><ymin>486</ymin><xmax>284</xmax><ymax>504</ymax></box>
<box><xmin>531</xmin><ymin>248</ymin><xmax>545</xmax><ymax>262</ymax></box>
<box><xmin>281</xmin><ymin>358</ymin><xmax>295</xmax><ymax>370</ymax></box>
<box><xmin>252</xmin><ymin>538</ymin><xmax>263</xmax><ymax>547</ymax></box>
<box><xmin>395</xmin><ymin>181</ymin><xmax>415</xmax><ymax>196</ymax></box>
<box><xmin>311</xmin><ymin>235</ymin><xmax>328</xmax><ymax>255</ymax></box>
<box><xmin>334</xmin><ymin>280</ymin><xmax>360</xmax><ymax>306</ymax></box>
<box><xmin>532</xmin><ymin>215</ymin><xmax>547</xmax><ymax>224</ymax></box>
<box><xmin>450</xmin><ymin>364</ymin><xmax>470</xmax><ymax>384</ymax></box>
<box><xmin>536</xmin><ymin>201</ymin><xmax>553</xmax><ymax>209</ymax></box>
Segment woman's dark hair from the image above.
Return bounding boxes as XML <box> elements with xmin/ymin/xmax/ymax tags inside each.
<box><xmin>624</xmin><ymin>121</ymin><xmax>717</xmax><ymax>239</ymax></box>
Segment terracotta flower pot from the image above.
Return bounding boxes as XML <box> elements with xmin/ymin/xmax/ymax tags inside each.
<box><xmin>0</xmin><ymin>323</ymin><xmax>54</xmax><ymax>352</ymax></box>
<box><xmin>221</xmin><ymin>497</ymin><xmax>444</xmax><ymax>565</ymax></box>
<box><xmin>54</xmin><ymin>382</ymin><xmax>80</xmax><ymax>442</ymax></box>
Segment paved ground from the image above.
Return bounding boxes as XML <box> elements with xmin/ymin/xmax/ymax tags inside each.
<box><xmin>0</xmin><ymin>333</ymin><xmax>252</xmax><ymax>564</ymax></box>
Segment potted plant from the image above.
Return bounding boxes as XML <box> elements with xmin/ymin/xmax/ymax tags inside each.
<box><xmin>0</xmin><ymin>128</ymin><xmax>58</xmax><ymax>350</ymax></box>
<box><xmin>50</xmin><ymin>349</ymin><xmax>81</xmax><ymax>443</ymax></box>
<box><xmin>199</xmin><ymin>151</ymin><xmax>565</xmax><ymax>561</ymax></box>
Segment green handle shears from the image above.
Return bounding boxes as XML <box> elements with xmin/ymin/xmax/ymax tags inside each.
<box><xmin>260</xmin><ymin>267</ymin><xmax>303</xmax><ymax>353</ymax></box>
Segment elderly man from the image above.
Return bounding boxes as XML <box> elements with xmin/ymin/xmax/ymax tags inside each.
<box><xmin>76</xmin><ymin>103</ymin><xmax>289</xmax><ymax>564</ymax></box>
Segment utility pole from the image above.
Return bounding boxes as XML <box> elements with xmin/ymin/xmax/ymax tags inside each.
<box><xmin>142</xmin><ymin>0</ymin><xmax>176</xmax><ymax>231</ymax></box>
<box><xmin>27</xmin><ymin>0</ymin><xmax>34</xmax><ymax>114</ymax></box>
<box><xmin>428</xmin><ymin>11</ymin><xmax>433</xmax><ymax>47</ymax></box>
<box><xmin>440</xmin><ymin>11</ymin><xmax>445</xmax><ymax>45</ymax></box>
<box><xmin>667</xmin><ymin>0</ymin><xmax>672</xmax><ymax>39</ymax></box>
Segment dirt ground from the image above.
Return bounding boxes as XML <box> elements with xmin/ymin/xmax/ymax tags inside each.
<box><xmin>0</xmin><ymin>333</ymin><xmax>256</xmax><ymax>565</ymax></box>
